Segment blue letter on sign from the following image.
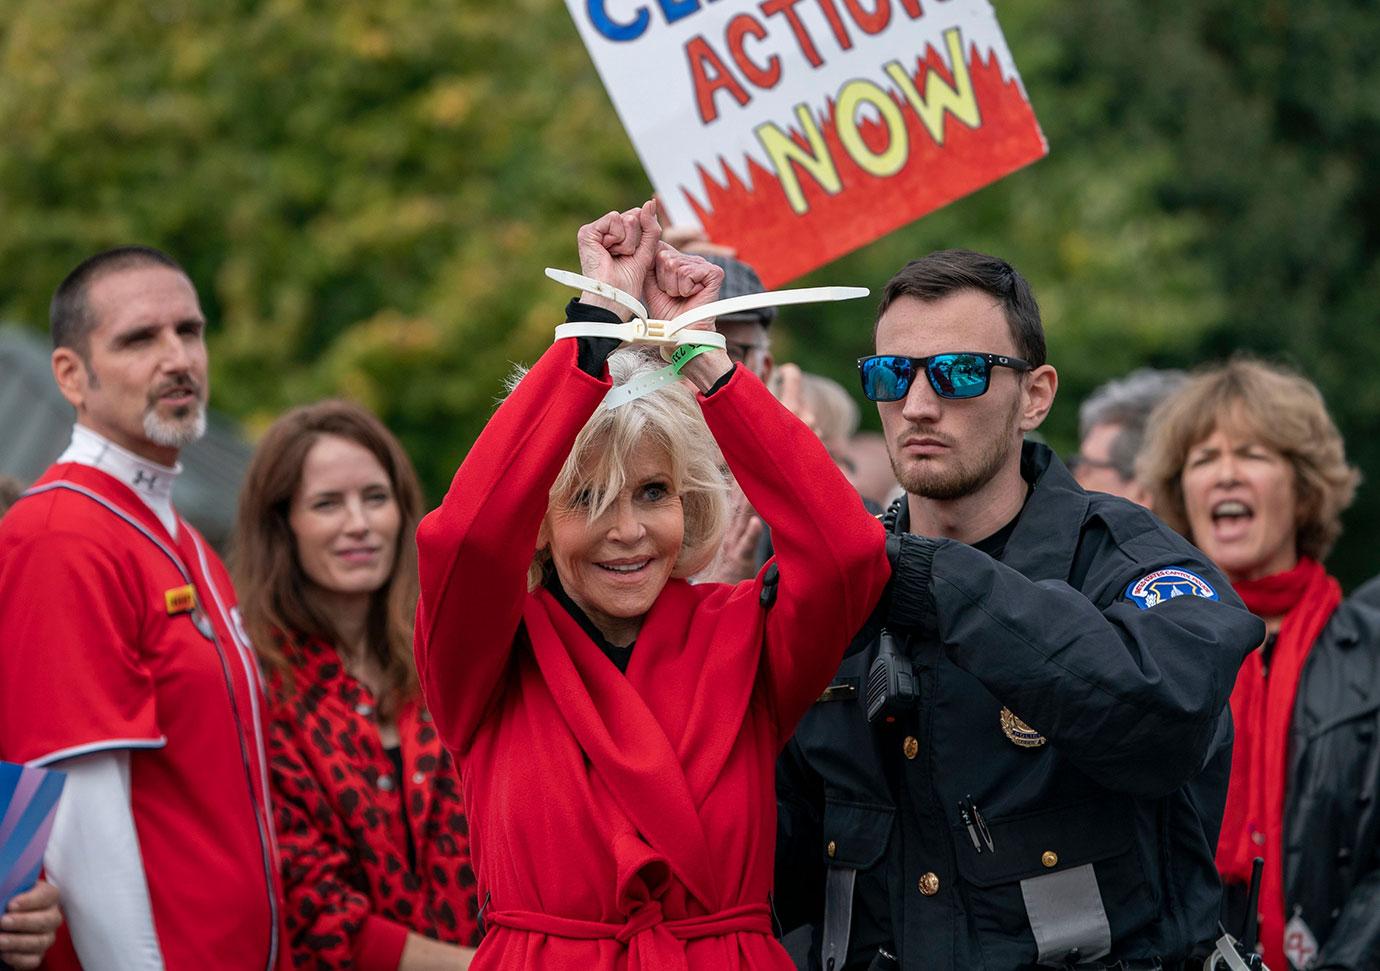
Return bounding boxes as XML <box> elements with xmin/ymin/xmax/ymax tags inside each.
<box><xmin>657</xmin><ymin>0</ymin><xmax>702</xmax><ymax>25</ymax></box>
<box><xmin>588</xmin><ymin>0</ymin><xmax>650</xmax><ymax>41</ymax></box>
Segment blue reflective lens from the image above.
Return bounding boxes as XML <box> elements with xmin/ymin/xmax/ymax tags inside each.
<box><xmin>928</xmin><ymin>354</ymin><xmax>990</xmax><ymax>399</ymax></box>
<box><xmin>861</xmin><ymin>356</ymin><xmax>914</xmax><ymax>401</ymax></box>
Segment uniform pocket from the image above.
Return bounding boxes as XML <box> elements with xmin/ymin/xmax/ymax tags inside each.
<box><xmin>952</xmin><ymin>796</ymin><xmax>1154</xmax><ymax>964</ymax></box>
<box><xmin>820</xmin><ymin>798</ymin><xmax>894</xmax><ymax>868</ymax></box>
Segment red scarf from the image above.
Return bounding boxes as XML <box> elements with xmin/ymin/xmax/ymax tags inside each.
<box><xmin>1218</xmin><ymin>557</ymin><xmax>1340</xmax><ymax>970</ymax></box>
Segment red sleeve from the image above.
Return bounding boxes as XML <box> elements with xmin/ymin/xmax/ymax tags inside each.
<box><xmin>414</xmin><ymin>338</ymin><xmax>610</xmax><ymax>754</ymax></box>
<box><xmin>268</xmin><ymin>713</ymin><xmax>409</xmax><ymax>971</ymax></box>
<box><xmin>699</xmin><ymin>367</ymin><xmax>891</xmax><ymax>740</ymax></box>
<box><xmin>0</xmin><ymin>529</ymin><xmax>163</xmax><ymax>765</ymax></box>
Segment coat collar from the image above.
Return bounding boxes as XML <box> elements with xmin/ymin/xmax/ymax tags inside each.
<box><xmin>524</xmin><ymin>583</ymin><xmax>724</xmax><ymax>911</ymax></box>
<box><xmin>893</xmin><ymin>441</ymin><xmax>1087</xmax><ymax>582</ymax></box>
<box><xmin>1000</xmin><ymin>441</ymin><xmax>1089</xmax><ymax>582</ymax></box>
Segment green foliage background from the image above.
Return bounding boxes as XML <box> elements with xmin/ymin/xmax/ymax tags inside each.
<box><xmin>2</xmin><ymin>1</ymin><xmax>1377</xmax><ymax>584</ymax></box>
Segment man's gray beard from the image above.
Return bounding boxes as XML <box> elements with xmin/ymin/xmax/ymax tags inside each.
<box><xmin>144</xmin><ymin>403</ymin><xmax>207</xmax><ymax>450</ymax></box>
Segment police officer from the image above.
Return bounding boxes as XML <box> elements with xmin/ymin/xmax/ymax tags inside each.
<box><xmin>775</xmin><ymin>250</ymin><xmax>1265</xmax><ymax>970</ymax></box>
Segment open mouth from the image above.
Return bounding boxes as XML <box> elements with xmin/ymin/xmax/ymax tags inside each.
<box><xmin>1209</xmin><ymin>499</ymin><xmax>1254</xmax><ymax>539</ymax></box>
<box><xmin>156</xmin><ymin>386</ymin><xmax>199</xmax><ymax>405</ymax></box>
<box><xmin>597</xmin><ymin>558</ymin><xmax>652</xmax><ymax>575</ymax></box>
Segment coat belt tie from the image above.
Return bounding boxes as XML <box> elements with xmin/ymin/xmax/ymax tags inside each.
<box><xmin>488</xmin><ymin>901</ymin><xmax>772</xmax><ymax>969</ymax></box>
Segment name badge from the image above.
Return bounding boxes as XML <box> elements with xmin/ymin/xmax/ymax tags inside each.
<box><xmin>165</xmin><ymin>584</ymin><xmax>198</xmax><ymax>615</ymax></box>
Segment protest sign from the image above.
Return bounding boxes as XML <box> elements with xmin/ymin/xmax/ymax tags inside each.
<box><xmin>0</xmin><ymin>761</ymin><xmax>65</xmax><ymax>907</ymax></box>
<box><xmin>565</xmin><ymin>0</ymin><xmax>1048</xmax><ymax>286</ymax></box>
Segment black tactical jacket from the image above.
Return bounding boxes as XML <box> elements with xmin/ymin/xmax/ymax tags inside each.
<box><xmin>775</xmin><ymin>443</ymin><xmax>1265</xmax><ymax>970</ymax></box>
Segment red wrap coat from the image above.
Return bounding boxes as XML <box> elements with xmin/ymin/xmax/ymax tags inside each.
<box><xmin>414</xmin><ymin>340</ymin><xmax>889</xmax><ymax>970</ymax></box>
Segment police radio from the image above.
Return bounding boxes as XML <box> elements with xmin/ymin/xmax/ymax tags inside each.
<box><xmin>865</xmin><ymin>627</ymin><xmax>919</xmax><ymax>724</ymax></box>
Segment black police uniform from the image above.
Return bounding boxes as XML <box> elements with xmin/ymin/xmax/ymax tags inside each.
<box><xmin>775</xmin><ymin>442</ymin><xmax>1265</xmax><ymax>970</ymax></box>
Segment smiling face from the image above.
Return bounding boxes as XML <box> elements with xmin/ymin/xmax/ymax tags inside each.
<box><xmin>1180</xmin><ymin>424</ymin><xmax>1299</xmax><ymax>583</ymax></box>
<box><xmin>543</xmin><ymin>437</ymin><xmax>685</xmax><ymax>646</ymax></box>
<box><xmin>289</xmin><ymin>434</ymin><xmax>402</xmax><ymax>603</ymax></box>
<box><xmin>875</xmin><ymin>291</ymin><xmax>1035</xmax><ymax>500</ymax></box>
<box><xmin>53</xmin><ymin>264</ymin><xmax>209</xmax><ymax>466</ymax></box>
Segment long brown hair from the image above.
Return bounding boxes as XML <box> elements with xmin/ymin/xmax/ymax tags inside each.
<box><xmin>233</xmin><ymin>400</ymin><xmax>424</xmax><ymax>714</ymax></box>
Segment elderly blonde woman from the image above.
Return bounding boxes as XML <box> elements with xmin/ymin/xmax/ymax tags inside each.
<box><xmin>1139</xmin><ymin>358</ymin><xmax>1379</xmax><ymax>971</ymax></box>
<box><xmin>413</xmin><ymin>203</ymin><xmax>889</xmax><ymax>971</ymax></box>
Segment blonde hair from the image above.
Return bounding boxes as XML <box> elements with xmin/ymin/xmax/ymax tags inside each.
<box><xmin>1138</xmin><ymin>358</ymin><xmax>1358</xmax><ymax>561</ymax></box>
<box><xmin>516</xmin><ymin>348</ymin><xmax>729</xmax><ymax>589</ymax></box>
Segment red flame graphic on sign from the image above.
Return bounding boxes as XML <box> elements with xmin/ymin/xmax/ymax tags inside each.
<box><xmin>685</xmin><ymin>42</ymin><xmax>1047</xmax><ymax>287</ymax></box>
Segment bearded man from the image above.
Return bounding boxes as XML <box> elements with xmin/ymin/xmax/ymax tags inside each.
<box><xmin>774</xmin><ymin>250</ymin><xmax>1264</xmax><ymax>971</ymax></box>
<box><xmin>0</xmin><ymin>247</ymin><xmax>288</xmax><ymax>971</ymax></box>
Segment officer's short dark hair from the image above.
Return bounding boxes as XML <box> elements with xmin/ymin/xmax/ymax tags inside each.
<box><xmin>51</xmin><ymin>246</ymin><xmax>186</xmax><ymax>357</ymax></box>
<box><xmin>875</xmin><ymin>249</ymin><xmax>1045</xmax><ymax>367</ymax></box>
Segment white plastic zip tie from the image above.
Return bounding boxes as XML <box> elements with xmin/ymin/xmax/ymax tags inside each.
<box><xmin>545</xmin><ymin>267</ymin><xmax>869</xmax><ymax>407</ymax></box>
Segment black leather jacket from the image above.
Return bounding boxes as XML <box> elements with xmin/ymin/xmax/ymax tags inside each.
<box><xmin>1232</xmin><ymin>589</ymin><xmax>1380</xmax><ymax>970</ymax></box>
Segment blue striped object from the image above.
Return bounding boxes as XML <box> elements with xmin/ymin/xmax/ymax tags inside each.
<box><xmin>0</xmin><ymin>761</ymin><xmax>66</xmax><ymax>907</ymax></box>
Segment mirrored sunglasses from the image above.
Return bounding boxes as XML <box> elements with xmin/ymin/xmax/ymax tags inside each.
<box><xmin>857</xmin><ymin>352</ymin><xmax>1033</xmax><ymax>402</ymax></box>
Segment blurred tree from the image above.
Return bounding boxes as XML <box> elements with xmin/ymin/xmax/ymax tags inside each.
<box><xmin>1</xmin><ymin>0</ymin><xmax>1376</xmax><ymax>582</ymax></box>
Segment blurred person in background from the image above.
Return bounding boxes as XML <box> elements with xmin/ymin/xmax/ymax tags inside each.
<box><xmin>413</xmin><ymin>202</ymin><xmax>889</xmax><ymax>969</ymax></box>
<box><xmin>845</xmin><ymin>431</ymin><xmax>901</xmax><ymax>509</ymax></box>
<box><xmin>1139</xmin><ymin>358</ymin><xmax>1379</xmax><ymax>971</ymax></box>
<box><xmin>1073</xmin><ymin>367</ymin><xmax>1185</xmax><ymax>507</ymax></box>
<box><xmin>698</xmin><ymin>253</ymin><xmax>775</xmax><ymax>382</ymax></box>
<box><xmin>768</xmin><ymin>366</ymin><xmax>859</xmax><ymax>463</ymax></box>
<box><xmin>0</xmin><ymin>246</ymin><xmax>287</xmax><ymax>971</ymax></box>
<box><xmin>234</xmin><ymin>400</ymin><xmax>479</xmax><ymax>970</ymax></box>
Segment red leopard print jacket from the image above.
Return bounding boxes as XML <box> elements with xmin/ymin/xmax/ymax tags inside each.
<box><xmin>266</xmin><ymin>633</ymin><xmax>481</xmax><ymax>969</ymax></box>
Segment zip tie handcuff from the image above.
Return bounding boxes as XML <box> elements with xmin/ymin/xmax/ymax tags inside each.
<box><xmin>546</xmin><ymin>267</ymin><xmax>869</xmax><ymax>407</ymax></box>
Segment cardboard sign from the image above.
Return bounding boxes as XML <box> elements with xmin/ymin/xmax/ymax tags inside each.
<box><xmin>0</xmin><ymin>761</ymin><xmax>66</xmax><ymax>907</ymax></box>
<box><xmin>566</xmin><ymin>0</ymin><xmax>1048</xmax><ymax>286</ymax></box>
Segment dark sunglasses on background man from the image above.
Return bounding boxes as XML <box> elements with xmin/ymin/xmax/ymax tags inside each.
<box><xmin>857</xmin><ymin>352</ymin><xmax>1033</xmax><ymax>402</ymax></box>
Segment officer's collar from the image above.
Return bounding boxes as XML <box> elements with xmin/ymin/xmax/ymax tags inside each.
<box><xmin>889</xmin><ymin>441</ymin><xmax>1086</xmax><ymax>582</ymax></box>
<box><xmin>1000</xmin><ymin>441</ymin><xmax>1088</xmax><ymax>582</ymax></box>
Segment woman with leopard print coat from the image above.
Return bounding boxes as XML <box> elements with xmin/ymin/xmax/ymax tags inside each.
<box><xmin>234</xmin><ymin>400</ymin><xmax>481</xmax><ymax>970</ymax></box>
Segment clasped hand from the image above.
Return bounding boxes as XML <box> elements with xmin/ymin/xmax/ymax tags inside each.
<box><xmin>576</xmin><ymin>199</ymin><xmax>725</xmax><ymax>336</ymax></box>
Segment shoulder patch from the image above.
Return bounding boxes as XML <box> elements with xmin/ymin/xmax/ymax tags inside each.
<box><xmin>1124</xmin><ymin>568</ymin><xmax>1219</xmax><ymax>609</ymax></box>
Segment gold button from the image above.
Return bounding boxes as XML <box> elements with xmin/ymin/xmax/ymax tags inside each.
<box><xmin>918</xmin><ymin>872</ymin><xmax>940</xmax><ymax>896</ymax></box>
<box><xmin>1041</xmin><ymin>851</ymin><xmax>1058</xmax><ymax>868</ymax></box>
<box><xmin>903</xmin><ymin>736</ymin><xmax>919</xmax><ymax>760</ymax></box>
<box><xmin>827</xmin><ymin>840</ymin><xmax>837</xmax><ymax>858</ymax></box>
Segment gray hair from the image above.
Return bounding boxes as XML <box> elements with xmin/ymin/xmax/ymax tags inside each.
<box><xmin>514</xmin><ymin>348</ymin><xmax>729</xmax><ymax>590</ymax></box>
<box><xmin>1078</xmin><ymin>368</ymin><xmax>1187</xmax><ymax>479</ymax></box>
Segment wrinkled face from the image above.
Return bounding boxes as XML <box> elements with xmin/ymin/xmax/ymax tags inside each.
<box><xmin>875</xmin><ymin>292</ymin><xmax>1026</xmax><ymax>500</ymax></box>
<box><xmin>289</xmin><ymin>434</ymin><xmax>401</xmax><ymax>600</ymax></box>
<box><xmin>62</xmin><ymin>265</ymin><xmax>209</xmax><ymax>464</ymax></box>
<box><xmin>1073</xmin><ymin>422</ymin><xmax>1127</xmax><ymax>493</ymax></box>
<box><xmin>544</xmin><ymin>438</ymin><xmax>684</xmax><ymax>641</ymax></box>
<box><xmin>1180</xmin><ymin>425</ymin><xmax>1298</xmax><ymax>583</ymax></box>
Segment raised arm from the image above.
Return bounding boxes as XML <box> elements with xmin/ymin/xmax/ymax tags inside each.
<box><xmin>414</xmin><ymin>341</ymin><xmax>609</xmax><ymax>753</ymax></box>
<box><xmin>655</xmin><ymin>245</ymin><xmax>889</xmax><ymax>737</ymax></box>
<box><xmin>697</xmin><ymin>367</ymin><xmax>889</xmax><ymax>735</ymax></box>
<box><xmin>414</xmin><ymin>206</ymin><xmax>661</xmax><ymax>754</ymax></box>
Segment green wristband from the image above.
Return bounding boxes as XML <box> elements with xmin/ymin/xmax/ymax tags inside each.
<box><xmin>669</xmin><ymin>343</ymin><xmax>717</xmax><ymax>375</ymax></box>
